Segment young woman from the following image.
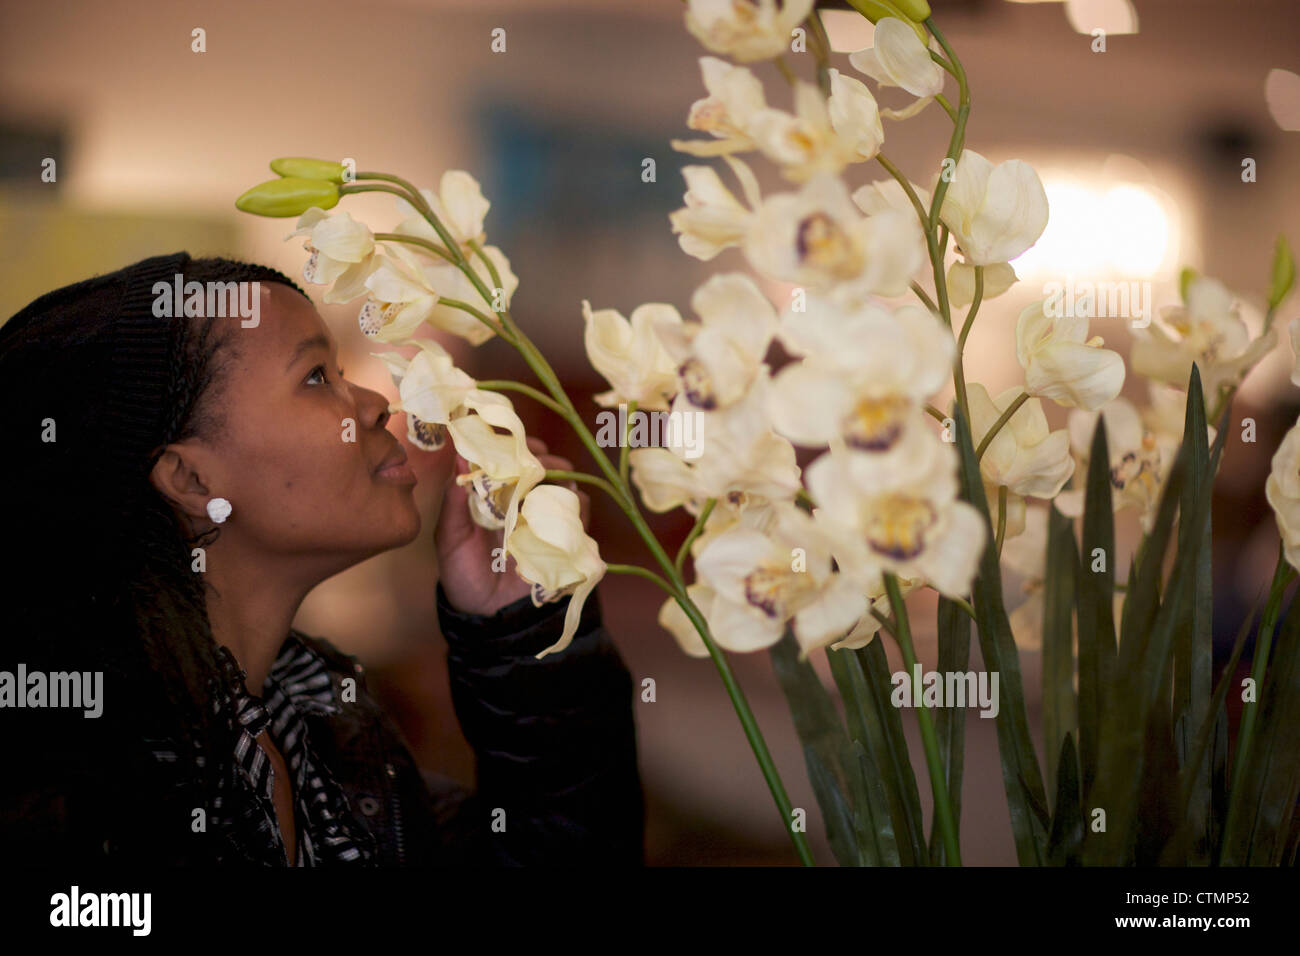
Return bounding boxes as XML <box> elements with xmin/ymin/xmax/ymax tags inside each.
<box><xmin>0</xmin><ymin>252</ymin><xmax>644</xmax><ymax>866</ymax></box>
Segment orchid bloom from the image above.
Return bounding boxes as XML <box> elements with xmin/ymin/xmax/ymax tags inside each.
<box><xmin>652</xmin><ymin>272</ymin><xmax>778</xmax><ymax>411</ymax></box>
<box><xmin>805</xmin><ymin>427</ymin><xmax>985</xmax><ymax>600</ymax></box>
<box><xmin>445</xmin><ymin>391</ymin><xmax>546</xmax><ymax>545</ymax></box>
<box><xmin>583</xmin><ymin>299</ymin><xmax>682</xmax><ymax>410</ymax></box>
<box><xmin>938</xmin><ymin>149</ymin><xmax>1049</xmax><ymax>267</ymax></box>
<box><xmin>673</xmin><ymin>57</ymin><xmax>768</xmax><ymax>158</ymax></box>
<box><xmin>744</xmin><ymin>76</ymin><xmax>881</xmax><ymax>182</ymax></box>
<box><xmin>1131</xmin><ymin>275</ymin><xmax>1277</xmax><ymax>402</ymax></box>
<box><xmin>847</xmin><ymin>17</ymin><xmax>945</xmax><ymax>120</ymax></box>
<box><xmin>1266</xmin><ymin>414</ymin><xmax>1300</xmax><ymax>572</ymax></box>
<box><xmin>1016</xmin><ymin>299</ymin><xmax>1126</xmax><ymax>411</ymax></box>
<box><xmin>372</xmin><ymin>337</ymin><xmax>477</xmax><ymax>452</ymax></box>
<box><xmin>684</xmin><ymin>0</ymin><xmax>816</xmax><ymax>63</ymax></box>
<box><xmin>692</xmin><ymin>499</ymin><xmax>875</xmax><ymax>659</ymax></box>
<box><xmin>1054</xmin><ymin>397</ymin><xmax>1161</xmax><ymax>531</ymax></box>
<box><xmin>744</xmin><ymin>172</ymin><xmax>925</xmax><ymax>301</ymax></box>
<box><xmin>287</xmin><ymin>208</ymin><xmax>377</xmax><ymax>304</ymax></box>
<box><xmin>769</xmin><ymin>297</ymin><xmax>954</xmax><ymax>451</ymax></box>
<box><xmin>392</xmin><ymin>170</ymin><xmax>490</xmax><ymax>252</ymax></box>
<box><xmin>669</xmin><ymin>155</ymin><xmax>761</xmax><ymax>261</ymax></box>
<box><xmin>507</xmin><ymin>485</ymin><xmax>607</xmax><ymax>658</ymax></box>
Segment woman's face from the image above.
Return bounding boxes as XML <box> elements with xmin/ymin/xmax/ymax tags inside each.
<box><xmin>164</xmin><ymin>282</ymin><xmax>429</xmax><ymax>575</ymax></box>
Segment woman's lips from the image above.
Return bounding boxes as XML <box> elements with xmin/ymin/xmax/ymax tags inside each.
<box><xmin>375</xmin><ymin>446</ymin><xmax>417</xmax><ymax>484</ymax></box>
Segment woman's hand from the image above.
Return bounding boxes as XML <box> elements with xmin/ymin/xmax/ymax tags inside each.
<box><xmin>435</xmin><ymin>436</ymin><xmax>591</xmax><ymax>617</ymax></box>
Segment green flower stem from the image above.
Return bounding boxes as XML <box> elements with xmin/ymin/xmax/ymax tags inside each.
<box><xmin>875</xmin><ymin>153</ymin><xmax>930</xmax><ymax>231</ymax></box>
<box><xmin>925</xmin><ymin>404</ymin><xmax>948</xmax><ymax>425</ymax></box>
<box><xmin>929</xmin><ymin>50</ymin><xmax>957</xmax><ymax>77</ymax></box>
<box><xmin>884</xmin><ymin>572</ymin><xmax>963</xmax><ymax>865</ymax></box>
<box><xmin>543</xmin><ymin>468</ymin><xmax>623</xmax><ymax>505</ymax></box>
<box><xmin>477</xmin><ymin>379</ymin><xmax>568</xmax><ymax>417</ymax></box>
<box><xmin>372</xmin><ymin>231</ymin><xmax>457</xmax><ymax>266</ymax></box>
<box><xmin>911</xmin><ymin>282</ymin><xmax>938</xmax><ymax>314</ymax></box>
<box><xmin>433</xmin><ymin>297</ymin><xmax>511</xmax><ymax>339</ymax></box>
<box><xmin>935</xmin><ymin>94</ymin><xmax>957</xmax><ymax>123</ymax></box>
<box><xmin>796</xmin><ymin>487</ymin><xmax>817</xmax><ymax>510</ymax></box>
<box><xmin>620</xmin><ymin>399</ymin><xmax>638</xmax><ymax>486</ymax></box>
<box><xmin>674</xmin><ymin>497</ymin><xmax>717</xmax><ymax>578</ymax></box>
<box><xmin>1224</xmin><ymin>545</ymin><xmax>1297</xmax><ymax>841</ymax></box>
<box><xmin>958</xmin><ymin>266</ymin><xmax>984</xmax><ymax>352</ymax></box>
<box><xmin>995</xmin><ymin>485</ymin><xmax>1008</xmax><ymax>557</ymax></box>
<box><xmin>807</xmin><ymin>8</ymin><xmax>834</xmax><ymax>97</ymax></box>
<box><xmin>606</xmin><ymin>563</ymin><xmax>679</xmax><ymax>598</ymax></box>
<box><xmin>870</xmin><ymin>607</ymin><xmax>897</xmax><ymax>640</ymax></box>
<box><xmin>975</xmin><ymin>391</ymin><xmax>1030</xmax><ymax>461</ymax></box>
<box><xmin>923</xmin><ymin>19</ymin><xmax>970</xmax><ymax>235</ymax></box>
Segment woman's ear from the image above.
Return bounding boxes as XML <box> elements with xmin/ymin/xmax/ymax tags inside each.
<box><xmin>148</xmin><ymin>442</ymin><xmax>216</xmax><ymax>524</ymax></box>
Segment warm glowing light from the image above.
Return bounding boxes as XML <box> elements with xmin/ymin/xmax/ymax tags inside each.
<box><xmin>1011</xmin><ymin>176</ymin><xmax>1178</xmax><ymax>280</ymax></box>
<box><xmin>1065</xmin><ymin>0</ymin><xmax>1138</xmax><ymax>35</ymax></box>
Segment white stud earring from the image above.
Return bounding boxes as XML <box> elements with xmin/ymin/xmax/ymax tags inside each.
<box><xmin>206</xmin><ymin>497</ymin><xmax>232</xmax><ymax>524</ymax></box>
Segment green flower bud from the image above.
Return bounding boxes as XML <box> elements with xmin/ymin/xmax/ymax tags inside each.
<box><xmin>894</xmin><ymin>0</ymin><xmax>931</xmax><ymax>20</ymax></box>
<box><xmin>1268</xmin><ymin>234</ymin><xmax>1294</xmax><ymax>310</ymax></box>
<box><xmin>1178</xmin><ymin>266</ymin><xmax>1198</xmax><ymax>303</ymax></box>
<box><xmin>270</xmin><ymin>157</ymin><xmax>349</xmax><ymax>184</ymax></box>
<box><xmin>844</xmin><ymin>1</ymin><xmax>929</xmax><ymax>45</ymax></box>
<box><xmin>235</xmin><ymin>177</ymin><xmax>339</xmax><ymax>217</ymax></box>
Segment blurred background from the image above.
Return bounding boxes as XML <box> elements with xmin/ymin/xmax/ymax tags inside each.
<box><xmin>2</xmin><ymin>0</ymin><xmax>1297</xmax><ymax>865</ymax></box>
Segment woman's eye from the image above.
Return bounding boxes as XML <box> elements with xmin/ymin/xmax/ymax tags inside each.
<box><xmin>306</xmin><ymin>363</ymin><xmax>345</xmax><ymax>386</ymax></box>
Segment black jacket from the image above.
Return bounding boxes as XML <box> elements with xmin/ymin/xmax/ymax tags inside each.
<box><xmin>0</xmin><ymin>583</ymin><xmax>645</xmax><ymax>866</ymax></box>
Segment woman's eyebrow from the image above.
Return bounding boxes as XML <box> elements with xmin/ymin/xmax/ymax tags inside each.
<box><xmin>284</xmin><ymin>333</ymin><xmax>333</xmax><ymax>372</ymax></box>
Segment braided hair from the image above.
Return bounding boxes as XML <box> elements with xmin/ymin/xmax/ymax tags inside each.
<box><xmin>0</xmin><ymin>255</ymin><xmax>312</xmax><ymax>862</ymax></box>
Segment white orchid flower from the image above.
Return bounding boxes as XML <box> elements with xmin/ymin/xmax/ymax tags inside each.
<box><xmin>507</xmin><ymin>485</ymin><xmax>607</xmax><ymax>658</ymax></box>
<box><xmin>947</xmin><ymin>260</ymin><xmax>1018</xmax><ymax>309</ymax></box>
<box><xmin>744</xmin><ymin>172</ymin><xmax>926</xmax><ymax>300</ymax></box>
<box><xmin>851</xmin><ymin>177</ymin><xmax>932</xmax><ymax>217</ymax></box>
<box><xmin>1055</xmin><ymin>396</ymin><xmax>1161</xmax><ymax>531</ymax></box>
<box><xmin>938</xmin><ymin>149</ymin><xmax>1049</xmax><ymax>267</ymax></box>
<box><xmin>288</xmin><ymin>208</ymin><xmax>377</xmax><ymax>303</ymax></box>
<box><xmin>669</xmin><ymin>156</ymin><xmax>761</xmax><ymax>262</ymax></box>
<box><xmin>446</xmin><ymin>391</ymin><xmax>546</xmax><ymax>544</ymax></box>
<box><xmin>658</xmin><ymin>583</ymin><xmax>717</xmax><ymax>658</ymax></box>
<box><xmin>805</xmin><ymin>428</ymin><xmax>986</xmax><ymax>600</ymax></box>
<box><xmin>745</xmin><ymin>80</ymin><xmax>868</xmax><ymax>183</ymax></box>
<box><xmin>673</xmin><ymin>57</ymin><xmax>768</xmax><ymax>158</ymax></box>
<box><xmin>630</xmin><ymin>373</ymin><xmax>800</xmax><ymax>512</ymax></box>
<box><xmin>582</xmin><ymin>300</ymin><xmax>682</xmax><ymax>411</ymax></box>
<box><xmin>653</xmin><ymin>272</ymin><xmax>778</xmax><ymax>410</ymax></box>
<box><xmin>769</xmin><ymin>297</ymin><xmax>954</xmax><ymax>450</ymax></box>
<box><xmin>1131</xmin><ymin>275</ymin><xmax>1277</xmax><ymax>400</ymax></box>
<box><xmin>393</xmin><ymin>170</ymin><xmax>490</xmax><ymax>251</ymax></box>
<box><xmin>1016</xmin><ymin>299</ymin><xmax>1126</xmax><ymax>411</ymax></box>
<box><xmin>1266</xmin><ymin>415</ymin><xmax>1300</xmax><ymax>572</ymax></box>
<box><xmin>693</xmin><ymin>500</ymin><xmax>875</xmax><ymax>659</ymax></box>
<box><xmin>371</xmin><ymin>337</ymin><xmax>476</xmax><ymax>452</ymax></box>
<box><xmin>684</xmin><ymin>0</ymin><xmax>816</xmax><ymax>63</ymax></box>
<box><xmin>1289</xmin><ymin>317</ymin><xmax>1300</xmax><ymax>387</ymax></box>
<box><xmin>359</xmin><ymin>243</ymin><xmax>514</xmax><ymax>347</ymax></box>
<box><xmin>968</xmin><ymin>383</ymin><xmax>1076</xmax><ymax>500</ymax></box>
<box><xmin>826</xmin><ymin>68</ymin><xmax>886</xmax><ymax>162</ymax></box>
<box><xmin>847</xmin><ymin>17</ymin><xmax>945</xmax><ymax>120</ymax></box>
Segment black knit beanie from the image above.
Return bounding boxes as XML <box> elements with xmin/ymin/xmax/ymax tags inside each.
<box><xmin>0</xmin><ymin>251</ymin><xmax>308</xmax><ymax>593</ymax></box>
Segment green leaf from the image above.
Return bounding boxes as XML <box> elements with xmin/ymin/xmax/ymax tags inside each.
<box><xmin>852</xmin><ymin>638</ymin><xmax>928</xmax><ymax>865</ymax></box>
<box><xmin>1048</xmin><ymin>733</ymin><xmax>1083</xmax><ymax>865</ymax></box>
<box><xmin>1223</xmin><ymin>583</ymin><xmax>1300</xmax><ymax>864</ymax></box>
<box><xmin>827</xmin><ymin>647</ymin><xmax>905</xmax><ymax>865</ymax></box>
<box><xmin>770</xmin><ymin>630</ymin><xmax>861</xmax><ymax>866</ymax></box>
<box><xmin>1042</xmin><ymin>505</ymin><xmax>1079</xmax><ymax>797</ymax></box>
<box><xmin>929</xmin><ymin>598</ymin><xmax>969</xmax><ymax>864</ymax></box>
<box><xmin>1085</xmin><ymin>366</ymin><xmax>1229</xmax><ymax>864</ymax></box>
<box><xmin>1175</xmin><ymin>361</ymin><xmax>1213</xmax><ymax>863</ymax></box>
<box><xmin>952</xmin><ymin>409</ymin><xmax>1049</xmax><ymax>865</ymax></box>
<box><xmin>1077</xmin><ymin>413</ymin><xmax>1117</xmax><ymax>804</ymax></box>
<box><xmin>1269</xmin><ymin>234</ymin><xmax>1295</xmax><ymax>310</ymax></box>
